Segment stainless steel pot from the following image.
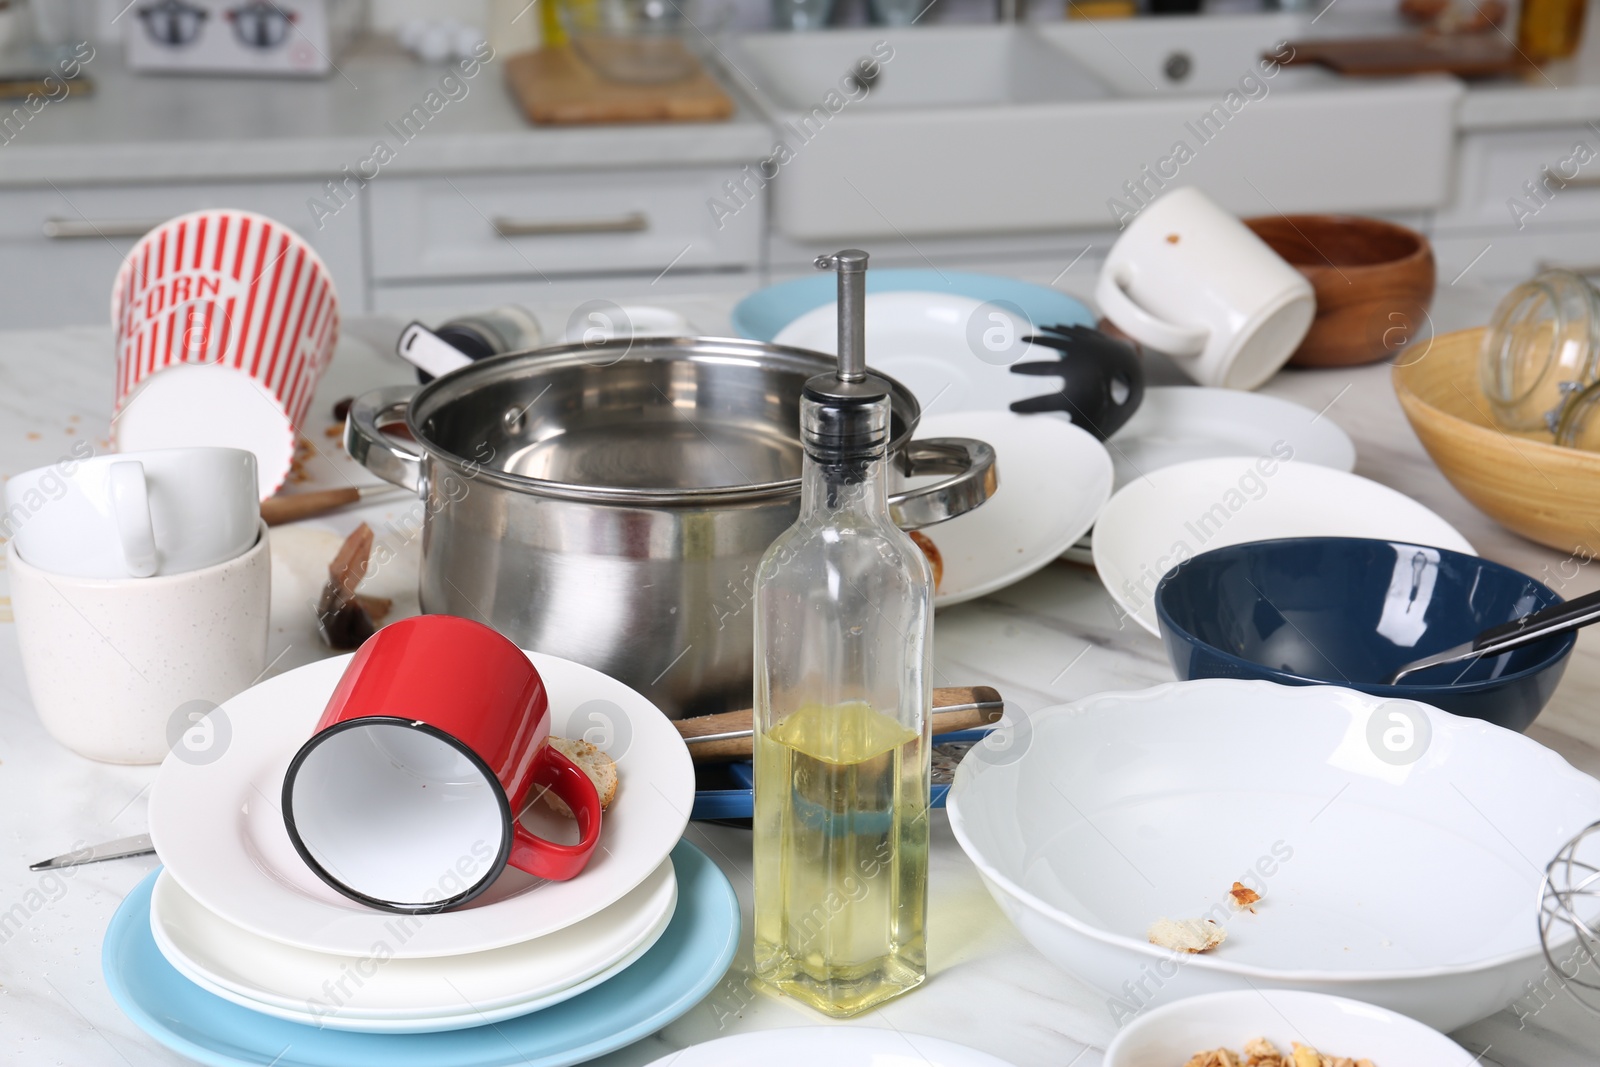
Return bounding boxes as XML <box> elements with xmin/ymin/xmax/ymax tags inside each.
<box><xmin>346</xmin><ymin>336</ymin><xmax>996</xmax><ymax>719</ymax></box>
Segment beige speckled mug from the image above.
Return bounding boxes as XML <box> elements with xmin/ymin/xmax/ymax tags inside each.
<box><xmin>8</xmin><ymin>520</ymin><xmax>270</xmax><ymax>764</ymax></box>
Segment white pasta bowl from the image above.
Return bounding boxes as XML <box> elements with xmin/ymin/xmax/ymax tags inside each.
<box><xmin>1103</xmin><ymin>989</ymin><xmax>1476</xmax><ymax>1066</ymax></box>
<box><xmin>946</xmin><ymin>678</ymin><xmax>1600</xmax><ymax>1033</ymax></box>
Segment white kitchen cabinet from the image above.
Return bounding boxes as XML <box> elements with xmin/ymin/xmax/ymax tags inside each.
<box><xmin>366</xmin><ymin>168</ymin><xmax>763</xmax><ymax>283</ymax></box>
<box><xmin>1434</xmin><ymin>127</ymin><xmax>1600</xmax><ymax>233</ymax></box>
<box><xmin>0</xmin><ymin>181</ymin><xmax>367</xmax><ymax>330</ymax></box>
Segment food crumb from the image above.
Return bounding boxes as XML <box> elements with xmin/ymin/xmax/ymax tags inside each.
<box><xmin>1229</xmin><ymin>881</ymin><xmax>1261</xmax><ymax>912</ymax></box>
<box><xmin>1182</xmin><ymin>1036</ymin><xmax>1376</xmax><ymax>1067</ymax></box>
<box><xmin>25</xmin><ymin>432</ymin><xmax>39</xmax><ymax>440</ymax></box>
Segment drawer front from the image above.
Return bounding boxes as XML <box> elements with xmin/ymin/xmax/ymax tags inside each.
<box><xmin>370</xmin><ymin>268</ymin><xmax>756</xmax><ymax>317</ymax></box>
<box><xmin>1436</xmin><ymin>128</ymin><xmax>1600</xmax><ymax>232</ymax></box>
<box><xmin>1432</xmin><ymin>227</ymin><xmax>1600</xmax><ymax>288</ymax></box>
<box><xmin>366</xmin><ymin>169</ymin><xmax>762</xmax><ymax>282</ymax></box>
<box><xmin>0</xmin><ymin>181</ymin><xmax>366</xmax><ymax>328</ymax></box>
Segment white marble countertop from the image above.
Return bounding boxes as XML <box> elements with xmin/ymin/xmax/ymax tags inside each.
<box><xmin>3</xmin><ymin>279</ymin><xmax>1600</xmax><ymax>1066</ymax></box>
<box><xmin>0</xmin><ymin>41</ymin><xmax>774</xmax><ymax>186</ymax></box>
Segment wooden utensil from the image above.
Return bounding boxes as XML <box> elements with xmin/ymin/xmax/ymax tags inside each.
<box><xmin>1274</xmin><ymin>35</ymin><xmax>1535</xmax><ymax>77</ymax></box>
<box><xmin>675</xmin><ymin>686</ymin><xmax>1004</xmax><ymax>763</ymax></box>
<box><xmin>1393</xmin><ymin>327</ymin><xmax>1600</xmax><ymax>555</ymax></box>
<box><xmin>1245</xmin><ymin>215</ymin><xmax>1435</xmax><ymax>369</ymax></box>
<box><xmin>261</xmin><ymin>485</ymin><xmax>405</xmax><ymax>526</ymax></box>
<box><xmin>504</xmin><ymin>46</ymin><xmax>734</xmax><ymax>126</ymax></box>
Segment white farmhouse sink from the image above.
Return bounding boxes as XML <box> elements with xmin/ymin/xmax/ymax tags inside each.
<box><xmin>718</xmin><ymin>16</ymin><xmax>1463</xmax><ymax>241</ymax></box>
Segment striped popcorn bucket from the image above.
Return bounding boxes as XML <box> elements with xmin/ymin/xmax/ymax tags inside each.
<box><xmin>111</xmin><ymin>210</ymin><xmax>340</xmax><ymax>499</ymax></box>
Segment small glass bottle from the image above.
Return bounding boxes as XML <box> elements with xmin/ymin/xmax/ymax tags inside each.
<box><xmin>752</xmin><ymin>249</ymin><xmax>934</xmax><ymax>1018</ymax></box>
<box><xmin>1518</xmin><ymin>0</ymin><xmax>1588</xmax><ymax>61</ymax></box>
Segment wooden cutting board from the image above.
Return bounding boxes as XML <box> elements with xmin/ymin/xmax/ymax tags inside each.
<box><xmin>505</xmin><ymin>45</ymin><xmax>735</xmax><ymax>126</ymax></box>
<box><xmin>1275</xmin><ymin>35</ymin><xmax>1536</xmax><ymax>77</ymax></box>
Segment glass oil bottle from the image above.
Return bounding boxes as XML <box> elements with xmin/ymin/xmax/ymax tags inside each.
<box><xmin>752</xmin><ymin>248</ymin><xmax>935</xmax><ymax>1018</ymax></box>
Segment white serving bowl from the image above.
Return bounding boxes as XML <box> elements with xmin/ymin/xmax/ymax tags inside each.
<box><xmin>946</xmin><ymin>678</ymin><xmax>1600</xmax><ymax>1033</ymax></box>
<box><xmin>1104</xmin><ymin>989</ymin><xmax>1477</xmax><ymax>1066</ymax></box>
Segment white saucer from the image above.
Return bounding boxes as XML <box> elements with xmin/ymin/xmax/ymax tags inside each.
<box><xmin>775</xmin><ymin>291</ymin><xmax>1054</xmax><ymax>419</ymax></box>
<box><xmin>149</xmin><ymin>860</ymin><xmax>676</xmax><ymax>1032</ymax></box>
<box><xmin>149</xmin><ymin>652</ymin><xmax>694</xmax><ymax>959</ymax></box>
<box><xmin>1060</xmin><ymin>387</ymin><xmax>1358</xmax><ymax>565</ymax></box>
<box><xmin>1106</xmin><ymin>386</ymin><xmax>1356</xmax><ymax>490</ymax></box>
<box><xmin>644</xmin><ymin>1027</ymin><xmax>1022</xmax><ymax>1067</ymax></box>
<box><xmin>1094</xmin><ymin>457</ymin><xmax>1475</xmax><ymax>636</ymax></box>
<box><xmin>910</xmin><ymin>411</ymin><xmax>1111</xmax><ymax>607</ymax></box>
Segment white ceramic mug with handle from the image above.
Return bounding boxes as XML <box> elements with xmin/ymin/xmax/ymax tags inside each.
<box><xmin>8</xmin><ymin>521</ymin><xmax>271</xmax><ymax>764</ymax></box>
<box><xmin>3</xmin><ymin>447</ymin><xmax>259</xmax><ymax>579</ymax></box>
<box><xmin>1096</xmin><ymin>186</ymin><xmax>1315</xmax><ymax>391</ymax></box>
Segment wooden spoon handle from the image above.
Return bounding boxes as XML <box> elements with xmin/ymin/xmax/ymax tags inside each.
<box><xmin>261</xmin><ymin>487</ymin><xmax>362</xmax><ymax>526</ymax></box>
<box><xmin>678</xmin><ymin>685</ymin><xmax>1003</xmax><ymax>764</ymax></box>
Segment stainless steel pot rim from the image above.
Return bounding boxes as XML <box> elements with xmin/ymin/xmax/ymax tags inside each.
<box><xmin>405</xmin><ymin>335</ymin><xmax>924</xmax><ymax>505</ymax></box>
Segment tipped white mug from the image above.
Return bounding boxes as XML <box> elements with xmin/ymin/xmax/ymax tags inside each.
<box><xmin>3</xmin><ymin>447</ymin><xmax>259</xmax><ymax>580</ymax></box>
<box><xmin>8</xmin><ymin>522</ymin><xmax>271</xmax><ymax>764</ymax></box>
<box><xmin>1096</xmin><ymin>186</ymin><xmax>1314</xmax><ymax>391</ymax></box>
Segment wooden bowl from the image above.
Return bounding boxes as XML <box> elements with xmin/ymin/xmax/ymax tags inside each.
<box><xmin>1245</xmin><ymin>214</ymin><xmax>1435</xmax><ymax>368</ymax></box>
<box><xmin>1394</xmin><ymin>327</ymin><xmax>1600</xmax><ymax>554</ymax></box>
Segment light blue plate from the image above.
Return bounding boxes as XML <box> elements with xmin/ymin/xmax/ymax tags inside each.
<box><xmin>730</xmin><ymin>269</ymin><xmax>1095</xmax><ymax>342</ymax></box>
<box><xmin>103</xmin><ymin>841</ymin><xmax>740</xmax><ymax>1067</ymax></box>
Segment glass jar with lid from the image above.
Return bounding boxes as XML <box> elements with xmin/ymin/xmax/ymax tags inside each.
<box><xmin>1481</xmin><ymin>269</ymin><xmax>1600</xmax><ymax>434</ymax></box>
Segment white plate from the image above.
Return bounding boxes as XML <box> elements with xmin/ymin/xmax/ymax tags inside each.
<box><xmin>1107</xmin><ymin>386</ymin><xmax>1356</xmax><ymax>491</ymax></box>
<box><xmin>775</xmin><ymin>291</ymin><xmax>1056</xmax><ymax>419</ymax></box>
<box><xmin>1060</xmin><ymin>387</ymin><xmax>1358</xmax><ymax>565</ymax></box>
<box><xmin>947</xmin><ymin>679</ymin><xmax>1600</xmax><ymax>1033</ymax></box>
<box><xmin>1105</xmin><ymin>989</ymin><xmax>1477</xmax><ymax>1066</ymax></box>
<box><xmin>149</xmin><ymin>652</ymin><xmax>695</xmax><ymax>959</ymax></box>
<box><xmin>149</xmin><ymin>857</ymin><xmax>676</xmax><ymax>1028</ymax></box>
<box><xmin>1093</xmin><ymin>457</ymin><xmax>1474</xmax><ymax>636</ymax></box>
<box><xmin>911</xmin><ymin>411</ymin><xmax>1111</xmax><ymax>607</ymax></box>
<box><xmin>642</xmin><ymin>1027</ymin><xmax>1021</xmax><ymax>1067</ymax></box>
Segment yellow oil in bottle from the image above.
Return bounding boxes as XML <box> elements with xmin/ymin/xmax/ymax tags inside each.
<box><xmin>752</xmin><ymin>701</ymin><xmax>929</xmax><ymax>1018</ymax></box>
<box><xmin>1519</xmin><ymin>0</ymin><xmax>1588</xmax><ymax>59</ymax></box>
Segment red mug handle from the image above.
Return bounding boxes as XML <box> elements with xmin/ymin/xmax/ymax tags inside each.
<box><xmin>507</xmin><ymin>748</ymin><xmax>602</xmax><ymax>881</ymax></box>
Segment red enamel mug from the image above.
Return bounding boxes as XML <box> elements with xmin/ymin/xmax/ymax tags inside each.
<box><xmin>281</xmin><ymin>614</ymin><xmax>601</xmax><ymax>913</ymax></box>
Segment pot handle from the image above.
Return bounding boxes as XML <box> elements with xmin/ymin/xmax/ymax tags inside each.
<box><xmin>344</xmin><ymin>386</ymin><xmax>424</xmax><ymax>494</ymax></box>
<box><xmin>889</xmin><ymin>437</ymin><xmax>998</xmax><ymax>531</ymax></box>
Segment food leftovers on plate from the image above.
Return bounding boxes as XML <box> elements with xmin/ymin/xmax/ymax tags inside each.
<box><xmin>1183</xmin><ymin>1037</ymin><xmax>1375</xmax><ymax>1067</ymax></box>
<box><xmin>540</xmin><ymin>737</ymin><xmax>619</xmax><ymax>815</ymax></box>
<box><xmin>1228</xmin><ymin>881</ymin><xmax>1261</xmax><ymax>911</ymax></box>
<box><xmin>1147</xmin><ymin>917</ymin><xmax>1227</xmax><ymax>953</ymax></box>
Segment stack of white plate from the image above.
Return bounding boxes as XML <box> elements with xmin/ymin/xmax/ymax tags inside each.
<box><xmin>146</xmin><ymin>652</ymin><xmax>698</xmax><ymax>1033</ymax></box>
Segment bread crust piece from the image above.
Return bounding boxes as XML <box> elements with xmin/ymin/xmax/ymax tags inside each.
<box><xmin>540</xmin><ymin>736</ymin><xmax>619</xmax><ymax>815</ymax></box>
<box><xmin>1146</xmin><ymin>916</ymin><xmax>1227</xmax><ymax>953</ymax></box>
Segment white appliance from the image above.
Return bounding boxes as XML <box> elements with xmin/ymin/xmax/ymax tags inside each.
<box><xmin>123</xmin><ymin>0</ymin><xmax>363</xmax><ymax>77</ymax></box>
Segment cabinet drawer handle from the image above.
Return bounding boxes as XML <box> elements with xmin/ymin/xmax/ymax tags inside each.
<box><xmin>42</xmin><ymin>218</ymin><xmax>163</xmax><ymax>240</ymax></box>
<box><xmin>492</xmin><ymin>212</ymin><xmax>648</xmax><ymax>237</ymax></box>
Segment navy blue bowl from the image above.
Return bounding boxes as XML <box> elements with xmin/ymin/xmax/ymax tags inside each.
<box><xmin>1155</xmin><ymin>536</ymin><xmax>1574</xmax><ymax>732</ymax></box>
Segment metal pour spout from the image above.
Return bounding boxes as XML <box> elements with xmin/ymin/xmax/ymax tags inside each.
<box><xmin>815</xmin><ymin>249</ymin><xmax>869</xmax><ymax>384</ymax></box>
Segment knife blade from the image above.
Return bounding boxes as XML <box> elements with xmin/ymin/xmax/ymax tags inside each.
<box><xmin>29</xmin><ymin>833</ymin><xmax>154</xmax><ymax>871</ymax></box>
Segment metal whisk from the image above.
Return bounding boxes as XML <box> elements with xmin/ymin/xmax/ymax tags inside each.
<box><xmin>1538</xmin><ymin>819</ymin><xmax>1600</xmax><ymax>1014</ymax></box>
